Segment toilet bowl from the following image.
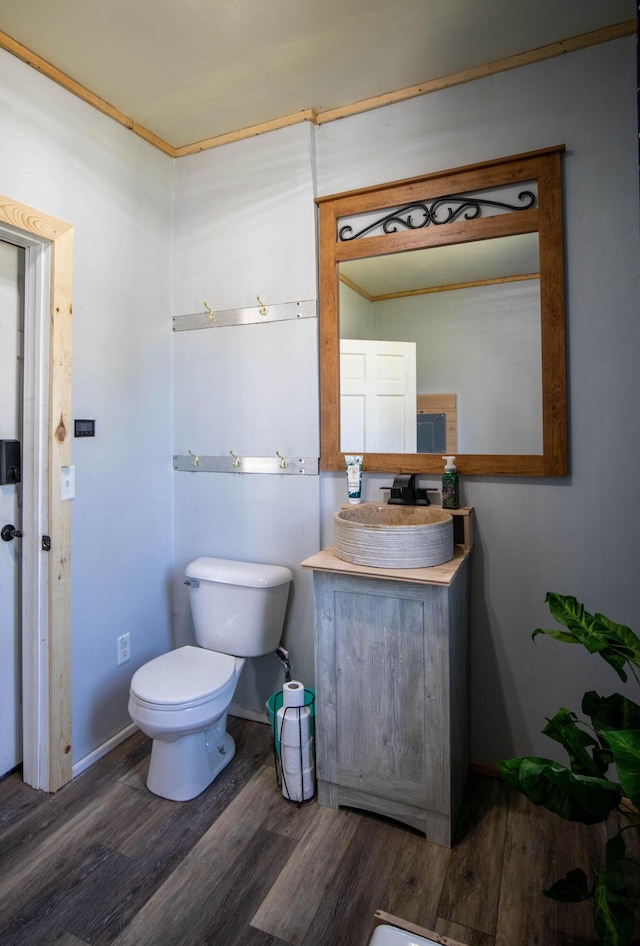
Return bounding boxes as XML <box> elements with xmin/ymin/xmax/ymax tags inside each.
<box><xmin>128</xmin><ymin>645</ymin><xmax>242</xmax><ymax>800</ymax></box>
<box><xmin>128</xmin><ymin>556</ymin><xmax>292</xmax><ymax>801</ymax></box>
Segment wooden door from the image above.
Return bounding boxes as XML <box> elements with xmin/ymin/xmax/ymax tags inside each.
<box><xmin>340</xmin><ymin>339</ymin><xmax>417</xmax><ymax>453</ymax></box>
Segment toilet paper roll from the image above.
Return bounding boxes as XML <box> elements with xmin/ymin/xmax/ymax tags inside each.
<box><xmin>277</xmin><ymin>705</ymin><xmax>312</xmax><ymax>748</ymax></box>
<box><xmin>282</xmin><ymin>763</ymin><xmax>315</xmax><ymax>802</ymax></box>
<box><xmin>281</xmin><ymin>736</ymin><xmax>314</xmax><ymax>774</ymax></box>
<box><xmin>278</xmin><ymin>700</ymin><xmax>315</xmax><ymax>801</ymax></box>
<box><xmin>282</xmin><ymin>680</ymin><xmax>306</xmax><ymax>708</ymax></box>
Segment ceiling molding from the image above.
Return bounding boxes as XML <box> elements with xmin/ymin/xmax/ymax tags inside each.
<box><xmin>173</xmin><ymin>109</ymin><xmax>318</xmax><ymax>158</ymax></box>
<box><xmin>0</xmin><ymin>19</ymin><xmax>634</xmax><ymax>159</ymax></box>
<box><xmin>0</xmin><ymin>29</ymin><xmax>176</xmax><ymax>157</ymax></box>
<box><xmin>314</xmin><ymin>20</ymin><xmax>636</xmax><ymax>124</ymax></box>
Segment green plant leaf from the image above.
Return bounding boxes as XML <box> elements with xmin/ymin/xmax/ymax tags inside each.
<box><xmin>544</xmin><ymin>867</ymin><xmax>591</xmax><ymax>902</ymax></box>
<box><xmin>531</xmin><ymin>626</ymin><xmax>578</xmax><ymax>645</ymax></box>
<box><xmin>592</xmin><ymin>745</ymin><xmax>614</xmax><ymax>775</ymax></box>
<box><xmin>583</xmin><ymin>691</ymin><xmax>640</xmax><ymax>733</ymax></box>
<box><xmin>600</xmin><ymin>729</ymin><xmax>640</xmax><ymax>808</ymax></box>
<box><xmin>581</xmin><ymin>692</ymin><xmax>640</xmax><ymax>775</ymax></box>
<box><xmin>594</xmin><ymin>612</ymin><xmax>640</xmax><ymax>668</ymax></box>
<box><xmin>544</xmin><ymin>594</ymin><xmax>609</xmax><ymax>655</ymax></box>
<box><xmin>592</xmin><ymin>834</ymin><xmax>634</xmax><ymax>946</ymax></box>
<box><xmin>535</xmin><ymin>593</ymin><xmax>640</xmax><ymax>682</ymax></box>
<box><xmin>542</xmin><ymin>707</ymin><xmax>601</xmax><ymax>776</ymax></box>
<box><xmin>496</xmin><ymin>756</ymin><xmax>622</xmax><ymax>823</ymax></box>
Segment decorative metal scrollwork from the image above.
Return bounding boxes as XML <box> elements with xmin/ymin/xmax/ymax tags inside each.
<box><xmin>338</xmin><ymin>190</ymin><xmax>536</xmax><ymax>241</ymax></box>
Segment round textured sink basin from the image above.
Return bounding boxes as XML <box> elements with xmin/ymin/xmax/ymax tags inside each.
<box><xmin>333</xmin><ymin>505</ymin><xmax>454</xmax><ymax>568</ymax></box>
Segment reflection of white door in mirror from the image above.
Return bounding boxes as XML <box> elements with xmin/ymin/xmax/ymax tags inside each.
<box><xmin>340</xmin><ymin>339</ymin><xmax>417</xmax><ymax>453</ymax></box>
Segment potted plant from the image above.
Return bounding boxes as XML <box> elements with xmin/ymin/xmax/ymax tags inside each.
<box><xmin>498</xmin><ymin>593</ymin><xmax>640</xmax><ymax>946</ymax></box>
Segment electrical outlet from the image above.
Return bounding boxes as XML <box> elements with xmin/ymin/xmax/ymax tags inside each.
<box><xmin>117</xmin><ymin>633</ymin><xmax>130</xmax><ymax>665</ymax></box>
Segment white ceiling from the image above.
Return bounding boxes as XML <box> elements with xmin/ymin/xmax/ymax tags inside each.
<box><xmin>0</xmin><ymin>0</ymin><xmax>635</xmax><ymax>150</ymax></box>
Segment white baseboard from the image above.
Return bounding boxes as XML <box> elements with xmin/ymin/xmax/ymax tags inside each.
<box><xmin>72</xmin><ymin>709</ymin><xmax>269</xmax><ymax>779</ymax></box>
<box><xmin>72</xmin><ymin>722</ymin><xmax>138</xmax><ymax>778</ymax></box>
<box><xmin>229</xmin><ymin>702</ymin><xmax>269</xmax><ymax>725</ymax></box>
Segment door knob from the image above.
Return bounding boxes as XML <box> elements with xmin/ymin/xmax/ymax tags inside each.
<box><xmin>1</xmin><ymin>524</ymin><xmax>23</xmax><ymax>542</ymax></box>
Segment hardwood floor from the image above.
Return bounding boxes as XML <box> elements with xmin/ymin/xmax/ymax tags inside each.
<box><xmin>0</xmin><ymin>718</ymin><xmax>633</xmax><ymax>945</ymax></box>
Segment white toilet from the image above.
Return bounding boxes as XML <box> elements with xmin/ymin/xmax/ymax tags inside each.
<box><xmin>368</xmin><ymin>926</ymin><xmax>440</xmax><ymax>946</ymax></box>
<box><xmin>128</xmin><ymin>556</ymin><xmax>292</xmax><ymax>801</ymax></box>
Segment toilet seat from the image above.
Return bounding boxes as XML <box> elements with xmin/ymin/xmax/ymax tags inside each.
<box><xmin>130</xmin><ymin>645</ymin><xmax>237</xmax><ymax>710</ymax></box>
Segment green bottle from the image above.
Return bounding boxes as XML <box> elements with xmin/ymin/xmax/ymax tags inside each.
<box><xmin>442</xmin><ymin>456</ymin><xmax>459</xmax><ymax>509</ymax></box>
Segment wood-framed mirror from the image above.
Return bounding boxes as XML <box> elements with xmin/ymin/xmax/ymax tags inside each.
<box><xmin>316</xmin><ymin>146</ymin><xmax>567</xmax><ymax>476</ymax></box>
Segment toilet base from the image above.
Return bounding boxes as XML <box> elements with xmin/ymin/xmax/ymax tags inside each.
<box><xmin>146</xmin><ymin>718</ymin><xmax>236</xmax><ymax>801</ymax></box>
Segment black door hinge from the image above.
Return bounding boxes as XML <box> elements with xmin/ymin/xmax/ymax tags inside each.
<box><xmin>41</xmin><ymin>535</ymin><xmax>51</xmax><ymax>552</ymax></box>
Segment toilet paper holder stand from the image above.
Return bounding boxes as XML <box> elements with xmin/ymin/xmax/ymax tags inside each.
<box><xmin>267</xmin><ymin>686</ymin><xmax>317</xmax><ymax>806</ymax></box>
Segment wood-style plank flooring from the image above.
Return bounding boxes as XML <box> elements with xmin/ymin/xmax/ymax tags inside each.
<box><xmin>0</xmin><ymin>718</ymin><xmax>635</xmax><ymax>945</ymax></box>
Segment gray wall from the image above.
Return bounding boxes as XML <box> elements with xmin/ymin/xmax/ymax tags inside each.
<box><xmin>316</xmin><ymin>37</ymin><xmax>640</xmax><ymax>761</ymax></box>
<box><xmin>173</xmin><ymin>35</ymin><xmax>640</xmax><ymax>762</ymax></box>
<box><xmin>170</xmin><ymin>124</ymin><xmax>321</xmax><ymax>711</ymax></box>
<box><xmin>0</xmin><ymin>31</ymin><xmax>638</xmax><ymax>770</ymax></box>
<box><xmin>0</xmin><ymin>47</ymin><xmax>175</xmax><ymax>764</ymax></box>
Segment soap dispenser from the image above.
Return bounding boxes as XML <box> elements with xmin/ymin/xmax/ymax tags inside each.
<box><xmin>441</xmin><ymin>456</ymin><xmax>459</xmax><ymax>509</ymax></box>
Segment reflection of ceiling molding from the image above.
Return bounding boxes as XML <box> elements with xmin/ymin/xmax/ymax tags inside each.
<box><xmin>339</xmin><ymin>273</ymin><xmax>374</xmax><ymax>301</ymax></box>
<box><xmin>340</xmin><ymin>271</ymin><xmax>540</xmax><ymax>302</ymax></box>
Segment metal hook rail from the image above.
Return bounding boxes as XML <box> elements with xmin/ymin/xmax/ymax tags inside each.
<box><xmin>173</xmin><ymin>299</ymin><xmax>316</xmax><ymax>332</ymax></box>
<box><xmin>174</xmin><ymin>453</ymin><xmax>318</xmax><ymax>475</ymax></box>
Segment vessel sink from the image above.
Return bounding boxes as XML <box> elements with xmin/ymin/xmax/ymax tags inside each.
<box><xmin>333</xmin><ymin>504</ymin><xmax>454</xmax><ymax>568</ymax></box>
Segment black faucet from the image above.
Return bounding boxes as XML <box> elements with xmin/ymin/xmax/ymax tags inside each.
<box><xmin>380</xmin><ymin>474</ymin><xmax>436</xmax><ymax>506</ymax></box>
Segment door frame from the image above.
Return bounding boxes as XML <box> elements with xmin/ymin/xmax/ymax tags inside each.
<box><xmin>0</xmin><ymin>195</ymin><xmax>73</xmax><ymax>792</ymax></box>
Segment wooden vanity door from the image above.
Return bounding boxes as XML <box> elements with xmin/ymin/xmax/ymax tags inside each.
<box><xmin>332</xmin><ymin>587</ymin><xmax>428</xmax><ymax>807</ymax></box>
<box><xmin>313</xmin><ymin>569</ymin><xmax>468</xmax><ymax>844</ymax></box>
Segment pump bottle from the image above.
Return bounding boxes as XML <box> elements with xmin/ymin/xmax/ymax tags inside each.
<box><xmin>441</xmin><ymin>456</ymin><xmax>459</xmax><ymax>510</ymax></box>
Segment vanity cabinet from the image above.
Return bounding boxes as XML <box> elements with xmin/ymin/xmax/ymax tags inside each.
<box><xmin>303</xmin><ymin>548</ymin><xmax>470</xmax><ymax>847</ymax></box>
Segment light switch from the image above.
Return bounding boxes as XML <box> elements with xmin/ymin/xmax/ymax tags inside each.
<box><xmin>61</xmin><ymin>465</ymin><xmax>75</xmax><ymax>501</ymax></box>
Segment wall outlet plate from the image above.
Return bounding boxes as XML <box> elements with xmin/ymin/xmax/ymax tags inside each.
<box><xmin>117</xmin><ymin>633</ymin><xmax>130</xmax><ymax>665</ymax></box>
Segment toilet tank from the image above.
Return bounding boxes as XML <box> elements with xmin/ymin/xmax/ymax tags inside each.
<box><xmin>184</xmin><ymin>557</ymin><xmax>292</xmax><ymax>657</ymax></box>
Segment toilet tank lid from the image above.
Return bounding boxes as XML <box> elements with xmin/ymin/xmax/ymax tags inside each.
<box><xmin>185</xmin><ymin>556</ymin><xmax>293</xmax><ymax>588</ymax></box>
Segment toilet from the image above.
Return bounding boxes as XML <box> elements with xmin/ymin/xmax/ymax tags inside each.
<box><xmin>128</xmin><ymin>556</ymin><xmax>292</xmax><ymax>801</ymax></box>
<box><xmin>369</xmin><ymin>926</ymin><xmax>440</xmax><ymax>946</ymax></box>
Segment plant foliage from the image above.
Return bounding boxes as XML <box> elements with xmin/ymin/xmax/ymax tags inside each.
<box><xmin>497</xmin><ymin>593</ymin><xmax>640</xmax><ymax>946</ymax></box>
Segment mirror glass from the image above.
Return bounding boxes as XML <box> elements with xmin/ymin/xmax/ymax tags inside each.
<box><xmin>317</xmin><ymin>147</ymin><xmax>567</xmax><ymax>476</ymax></box>
<box><xmin>339</xmin><ymin>234</ymin><xmax>542</xmax><ymax>455</ymax></box>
